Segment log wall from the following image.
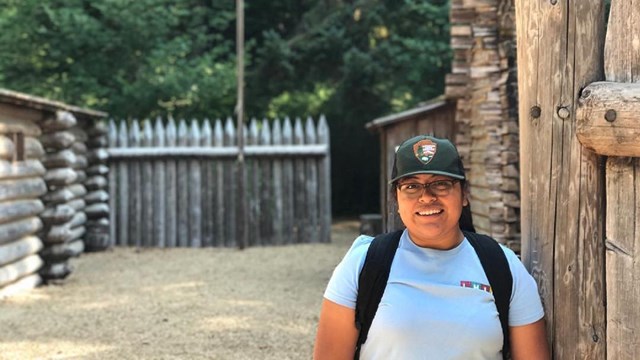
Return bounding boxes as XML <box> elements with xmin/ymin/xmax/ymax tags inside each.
<box><xmin>446</xmin><ymin>0</ymin><xmax>521</xmax><ymax>249</ymax></box>
<box><xmin>0</xmin><ymin>103</ymin><xmax>46</xmax><ymax>297</ymax></box>
<box><xmin>0</xmin><ymin>88</ymin><xmax>107</xmax><ymax>296</ymax></box>
<box><xmin>39</xmin><ymin>111</ymin><xmax>88</xmax><ymax>281</ymax></box>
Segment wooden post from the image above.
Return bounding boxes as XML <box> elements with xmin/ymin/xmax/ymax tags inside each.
<box><xmin>236</xmin><ymin>0</ymin><xmax>246</xmax><ymax>250</ymax></box>
<box><xmin>515</xmin><ymin>0</ymin><xmax>606</xmax><ymax>358</ymax></box>
<box><xmin>603</xmin><ymin>0</ymin><xmax>640</xmax><ymax>358</ymax></box>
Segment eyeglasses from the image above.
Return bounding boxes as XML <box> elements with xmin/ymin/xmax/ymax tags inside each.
<box><xmin>397</xmin><ymin>179</ymin><xmax>459</xmax><ymax>197</ymax></box>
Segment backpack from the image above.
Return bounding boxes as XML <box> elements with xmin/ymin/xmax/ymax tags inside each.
<box><xmin>354</xmin><ymin>229</ymin><xmax>513</xmax><ymax>360</ymax></box>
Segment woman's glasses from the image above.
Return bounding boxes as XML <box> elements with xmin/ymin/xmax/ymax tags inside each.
<box><xmin>397</xmin><ymin>179</ymin><xmax>459</xmax><ymax>197</ymax></box>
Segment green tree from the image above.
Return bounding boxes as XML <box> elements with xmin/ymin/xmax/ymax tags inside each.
<box><xmin>0</xmin><ymin>0</ymin><xmax>237</xmax><ymax>119</ymax></box>
<box><xmin>246</xmin><ymin>0</ymin><xmax>451</xmax><ymax>215</ymax></box>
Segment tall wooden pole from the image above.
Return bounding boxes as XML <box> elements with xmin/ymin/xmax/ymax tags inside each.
<box><xmin>236</xmin><ymin>0</ymin><xmax>246</xmax><ymax>249</ymax></box>
<box><xmin>515</xmin><ymin>0</ymin><xmax>606</xmax><ymax>358</ymax></box>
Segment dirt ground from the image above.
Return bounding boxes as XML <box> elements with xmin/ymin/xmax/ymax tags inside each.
<box><xmin>0</xmin><ymin>221</ymin><xmax>360</xmax><ymax>360</ymax></box>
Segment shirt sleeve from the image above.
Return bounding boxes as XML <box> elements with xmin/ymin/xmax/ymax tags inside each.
<box><xmin>323</xmin><ymin>235</ymin><xmax>373</xmax><ymax>309</ymax></box>
<box><xmin>502</xmin><ymin>246</ymin><xmax>545</xmax><ymax>326</ymax></box>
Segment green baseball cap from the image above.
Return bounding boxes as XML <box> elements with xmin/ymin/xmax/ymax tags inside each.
<box><xmin>389</xmin><ymin>135</ymin><xmax>465</xmax><ymax>183</ymax></box>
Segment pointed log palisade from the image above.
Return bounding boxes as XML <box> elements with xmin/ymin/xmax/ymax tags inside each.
<box><xmin>107</xmin><ymin>116</ymin><xmax>332</xmax><ymax>248</ymax></box>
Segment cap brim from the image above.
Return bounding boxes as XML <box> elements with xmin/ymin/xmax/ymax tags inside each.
<box><xmin>389</xmin><ymin>170</ymin><xmax>465</xmax><ymax>184</ymax></box>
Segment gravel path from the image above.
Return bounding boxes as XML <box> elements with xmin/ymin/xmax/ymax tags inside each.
<box><xmin>0</xmin><ymin>221</ymin><xmax>359</xmax><ymax>360</ymax></box>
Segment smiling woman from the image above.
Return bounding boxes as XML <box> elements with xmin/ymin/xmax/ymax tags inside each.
<box><xmin>313</xmin><ymin>135</ymin><xmax>550</xmax><ymax>360</ymax></box>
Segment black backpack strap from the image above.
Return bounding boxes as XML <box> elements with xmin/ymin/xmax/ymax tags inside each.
<box><xmin>354</xmin><ymin>230</ymin><xmax>403</xmax><ymax>359</ymax></box>
<box><xmin>463</xmin><ymin>231</ymin><xmax>513</xmax><ymax>360</ymax></box>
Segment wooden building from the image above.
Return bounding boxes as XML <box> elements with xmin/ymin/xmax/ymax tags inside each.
<box><xmin>367</xmin><ymin>0</ymin><xmax>520</xmax><ymax>250</ymax></box>
<box><xmin>365</xmin><ymin>97</ymin><xmax>456</xmax><ymax>231</ymax></box>
<box><xmin>0</xmin><ymin>89</ymin><xmax>107</xmax><ymax>298</ymax></box>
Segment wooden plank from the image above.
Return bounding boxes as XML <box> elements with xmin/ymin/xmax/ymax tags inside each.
<box><xmin>214</xmin><ymin>119</ymin><xmax>225</xmax><ymax>246</ymax></box>
<box><xmin>318</xmin><ymin>115</ymin><xmax>331</xmax><ymax>243</ymax></box>
<box><xmin>605</xmin><ymin>157</ymin><xmax>638</xmax><ymax>360</ymax></box>
<box><xmin>282</xmin><ymin>118</ymin><xmax>294</xmax><ymax>244</ymax></box>
<box><xmin>515</xmin><ymin>0</ymin><xmax>606</xmax><ymax>358</ymax></box>
<box><xmin>603</xmin><ymin>0</ymin><xmax>640</xmax><ymax>358</ymax></box>
<box><xmin>305</xmin><ymin>117</ymin><xmax>319</xmax><ymax>243</ymax></box>
<box><xmin>128</xmin><ymin>119</ymin><xmax>142</xmax><ymax>246</ymax></box>
<box><xmin>0</xmin><ymin>273</ymin><xmax>41</xmax><ymax>299</ymax></box>
<box><xmin>164</xmin><ymin>118</ymin><xmax>178</xmax><ymax>247</ymax></box>
<box><xmin>271</xmin><ymin>119</ymin><xmax>284</xmax><ymax>245</ymax></box>
<box><xmin>576</xmin><ymin>81</ymin><xmax>640</xmax><ymax>156</ymax></box>
<box><xmin>177</xmin><ymin>119</ymin><xmax>189</xmax><ymax>247</ymax></box>
<box><xmin>224</xmin><ymin>118</ymin><xmax>236</xmax><ymax>247</ymax></box>
<box><xmin>0</xmin><ymin>177</ymin><xmax>47</xmax><ymax>202</ymax></box>
<box><xmin>293</xmin><ymin>118</ymin><xmax>305</xmax><ymax>243</ymax></box>
<box><xmin>200</xmin><ymin>119</ymin><xmax>213</xmax><ymax>247</ymax></box>
<box><xmin>117</xmin><ymin>120</ymin><xmax>129</xmax><ymax>246</ymax></box>
<box><xmin>0</xmin><ymin>236</ymin><xmax>43</xmax><ymax>267</ymax></box>
<box><xmin>188</xmin><ymin>119</ymin><xmax>201</xmax><ymax>247</ymax></box>
<box><xmin>247</xmin><ymin>119</ymin><xmax>260</xmax><ymax>246</ymax></box>
<box><xmin>107</xmin><ymin>145</ymin><xmax>329</xmax><ymax>158</ymax></box>
<box><xmin>0</xmin><ymin>199</ymin><xmax>44</xmax><ymax>225</ymax></box>
<box><xmin>141</xmin><ymin>119</ymin><xmax>154</xmax><ymax>247</ymax></box>
<box><xmin>0</xmin><ymin>216</ymin><xmax>42</xmax><ymax>246</ymax></box>
<box><xmin>108</xmin><ymin>120</ymin><xmax>118</xmax><ymax>248</ymax></box>
<box><xmin>259</xmin><ymin>119</ymin><xmax>272</xmax><ymax>245</ymax></box>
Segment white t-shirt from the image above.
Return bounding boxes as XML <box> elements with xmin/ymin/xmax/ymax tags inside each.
<box><xmin>324</xmin><ymin>230</ymin><xmax>545</xmax><ymax>360</ymax></box>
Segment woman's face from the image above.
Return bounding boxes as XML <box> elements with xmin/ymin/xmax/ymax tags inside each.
<box><xmin>396</xmin><ymin>174</ymin><xmax>467</xmax><ymax>249</ymax></box>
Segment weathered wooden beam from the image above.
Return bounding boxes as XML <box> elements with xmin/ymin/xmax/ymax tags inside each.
<box><xmin>603</xmin><ymin>0</ymin><xmax>640</xmax><ymax>358</ymax></box>
<box><xmin>516</xmin><ymin>0</ymin><xmax>606</xmax><ymax>357</ymax></box>
<box><xmin>576</xmin><ymin>81</ymin><xmax>640</xmax><ymax>156</ymax></box>
<box><xmin>107</xmin><ymin>145</ymin><xmax>329</xmax><ymax>159</ymax></box>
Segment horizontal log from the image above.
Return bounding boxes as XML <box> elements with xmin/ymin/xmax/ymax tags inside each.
<box><xmin>85</xmin><ymin>190</ymin><xmax>109</xmax><ymax>204</ymax></box>
<box><xmin>67</xmin><ymin>198</ymin><xmax>86</xmax><ymax>211</ymax></box>
<box><xmin>41</xmin><ymin>187</ymin><xmax>74</xmax><ymax>205</ymax></box>
<box><xmin>42</xmin><ymin>149</ymin><xmax>77</xmax><ymax>168</ymax></box>
<box><xmin>577</xmin><ymin>81</ymin><xmax>640</xmax><ymax>156</ymax></box>
<box><xmin>73</xmin><ymin>155</ymin><xmax>88</xmax><ymax>169</ymax></box>
<box><xmin>86</xmin><ymin>164</ymin><xmax>109</xmax><ymax>176</ymax></box>
<box><xmin>71</xmin><ymin>141</ymin><xmax>88</xmax><ymax>154</ymax></box>
<box><xmin>87</xmin><ymin>135</ymin><xmax>108</xmax><ymax>148</ymax></box>
<box><xmin>25</xmin><ymin>137</ymin><xmax>44</xmax><ymax>159</ymax></box>
<box><xmin>85</xmin><ymin>203</ymin><xmax>109</xmax><ymax>219</ymax></box>
<box><xmin>40</xmin><ymin>239</ymin><xmax>84</xmax><ymax>262</ymax></box>
<box><xmin>0</xmin><ymin>216</ymin><xmax>43</xmax><ymax>245</ymax></box>
<box><xmin>41</xmin><ymin>110</ymin><xmax>77</xmax><ymax>132</ymax></box>
<box><xmin>0</xmin><ymin>160</ymin><xmax>46</xmax><ymax>180</ymax></box>
<box><xmin>108</xmin><ymin>144</ymin><xmax>329</xmax><ymax>159</ymax></box>
<box><xmin>0</xmin><ymin>236</ymin><xmax>43</xmax><ymax>266</ymax></box>
<box><xmin>0</xmin><ymin>199</ymin><xmax>44</xmax><ymax>225</ymax></box>
<box><xmin>0</xmin><ymin>136</ymin><xmax>14</xmax><ymax>160</ymax></box>
<box><xmin>40</xmin><ymin>204</ymin><xmax>76</xmax><ymax>225</ymax></box>
<box><xmin>84</xmin><ymin>232</ymin><xmax>110</xmax><ymax>252</ymax></box>
<box><xmin>40</xmin><ymin>131</ymin><xmax>75</xmax><ymax>150</ymax></box>
<box><xmin>75</xmin><ymin>170</ymin><xmax>87</xmax><ymax>183</ymax></box>
<box><xmin>0</xmin><ymin>177</ymin><xmax>47</xmax><ymax>202</ymax></box>
<box><xmin>0</xmin><ymin>273</ymin><xmax>41</xmax><ymax>299</ymax></box>
<box><xmin>88</xmin><ymin>148</ymin><xmax>109</xmax><ymax>163</ymax></box>
<box><xmin>0</xmin><ymin>254</ymin><xmax>43</xmax><ymax>287</ymax></box>
<box><xmin>87</xmin><ymin>121</ymin><xmax>108</xmax><ymax>137</ymax></box>
<box><xmin>39</xmin><ymin>261</ymin><xmax>73</xmax><ymax>281</ymax></box>
<box><xmin>85</xmin><ymin>175</ymin><xmax>107</xmax><ymax>191</ymax></box>
<box><xmin>44</xmin><ymin>167</ymin><xmax>78</xmax><ymax>186</ymax></box>
<box><xmin>45</xmin><ymin>224</ymin><xmax>85</xmax><ymax>244</ymax></box>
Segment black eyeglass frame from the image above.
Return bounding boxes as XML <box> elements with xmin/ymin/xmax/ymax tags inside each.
<box><xmin>396</xmin><ymin>179</ymin><xmax>460</xmax><ymax>197</ymax></box>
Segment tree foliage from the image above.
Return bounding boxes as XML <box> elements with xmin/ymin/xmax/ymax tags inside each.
<box><xmin>0</xmin><ymin>0</ymin><xmax>450</xmax><ymax>216</ymax></box>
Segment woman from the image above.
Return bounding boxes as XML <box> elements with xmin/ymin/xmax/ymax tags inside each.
<box><xmin>313</xmin><ymin>135</ymin><xmax>549</xmax><ymax>359</ymax></box>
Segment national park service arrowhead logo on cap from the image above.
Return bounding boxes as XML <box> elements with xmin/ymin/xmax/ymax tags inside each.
<box><xmin>413</xmin><ymin>139</ymin><xmax>437</xmax><ymax>164</ymax></box>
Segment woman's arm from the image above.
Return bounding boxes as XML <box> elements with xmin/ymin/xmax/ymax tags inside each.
<box><xmin>510</xmin><ymin>318</ymin><xmax>550</xmax><ymax>360</ymax></box>
<box><xmin>313</xmin><ymin>298</ymin><xmax>359</xmax><ymax>360</ymax></box>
